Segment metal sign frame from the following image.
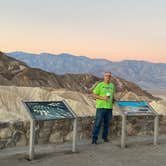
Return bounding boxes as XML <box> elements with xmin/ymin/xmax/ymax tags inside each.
<box><xmin>115</xmin><ymin>101</ymin><xmax>159</xmax><ymax>148</ymax></box>
<box><xmin>22</xmin><ymin>100</ymin><xmax>77</xmax><ymax>160</ymax></box>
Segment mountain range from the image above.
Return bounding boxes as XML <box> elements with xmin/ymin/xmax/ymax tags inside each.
<box><xmin>0</xmin><ymin>51</ymin><xmax>157</xmax><ymax>101</ymax></box>
<box><xmin>7</xmin><ymin>51</ymin><xmax>166</xmax><ymax>89</ymax></box>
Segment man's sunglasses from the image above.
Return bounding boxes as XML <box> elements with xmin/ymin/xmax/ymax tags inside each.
<box><xmin>104</xmin><ymin>75</ymin><xmax>111</xmax><ymax>77</ymax></box>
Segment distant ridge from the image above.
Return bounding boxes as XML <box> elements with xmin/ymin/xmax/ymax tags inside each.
<box><xmin>7</xmin><ymin>51</ymin><xmax>166</xmax><ymax>89</ymax></box>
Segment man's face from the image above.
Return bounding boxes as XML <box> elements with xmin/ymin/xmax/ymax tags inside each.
<box><xmin>104</xmin><ymin>72</ymin><xmax>111</xmax><ymax>82</ymax></box>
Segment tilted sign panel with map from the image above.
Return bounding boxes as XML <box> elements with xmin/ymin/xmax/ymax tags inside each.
<box><xmin>24</xmin><ymin>101</ymin><xmax>74</xmax><ymax>120</ymax></box>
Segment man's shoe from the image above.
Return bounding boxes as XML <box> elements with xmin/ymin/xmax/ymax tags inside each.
<box><xmin>103</xmin><ymin>138</ymin><xmax>110</xmax><ymax>143</ymax></box>
<box><xmin>92</xmin><ymin>140</ymin><xmax>97</xmax><ymax>144</ymax></box>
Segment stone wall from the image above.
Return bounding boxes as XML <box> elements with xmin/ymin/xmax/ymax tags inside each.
<box><xmin>0</xmin><ymin>115</ymin><xmax>166</xmax><ymax>149</ymax></box>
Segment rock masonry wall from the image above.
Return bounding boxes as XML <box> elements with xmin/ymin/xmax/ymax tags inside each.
<box><xmin>0</xmin><ymin>115</ymin><xmax>166</xmax><ymax>149</ymax></box>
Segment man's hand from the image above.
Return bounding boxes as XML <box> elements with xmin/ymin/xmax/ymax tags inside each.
<box><xmin>93</xmin><ymin>93</ymin><xmax>110</xmax><ymax>101</ymax></box>
<box><xmin>103</xmin><ymin>96</ymin><xmax>110</xmax><ymax>101</ymax></box>
<box><xmin>112</xmin><ymin>98</ymin><xmax>115</xmax><ymax>102</ymax></box>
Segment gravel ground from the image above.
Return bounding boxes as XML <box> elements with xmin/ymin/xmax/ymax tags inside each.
<box><xmin>0</xmin><ymin>135</ymin><xmax>166</xmax><ymax>166</ymax></box>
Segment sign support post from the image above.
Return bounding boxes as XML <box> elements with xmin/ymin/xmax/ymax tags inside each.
<box><xmin>116</xmin><ymin>101</ymin><xmax>159</xmax><ymax>148</ymax></box>
<box><xmin>154</xmin><ymin>115</ymin><xmax>159</xmax><ymax>145</ymax></box>
<box><xmin>72</xmin><ymin>118</ymin><xmax>77</xmax><ymax>152</ymax></box>
<box><xmin>29</xmin><ymin>119</ymin><xmax>35</xmax><ymax>160</ymax></box>
<box><xmin>121</xmin><ymin>115</ymin><xmax>126</xmax><ymax>148</ymax></box>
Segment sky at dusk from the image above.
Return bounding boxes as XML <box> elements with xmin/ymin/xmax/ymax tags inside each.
<box><xmin>0</xmin><ymin>0</ymin><xmax>166</xmax><ymax>62</ymax></box>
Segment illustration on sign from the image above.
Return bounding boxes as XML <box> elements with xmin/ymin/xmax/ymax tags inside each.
<box><xmin>24</xmin><ymin>101</ymin><xmax>74</xmax><ymax>120</ymax></box>
<box><xmin>116</xmin><ymin>101</ymin><xmax>154</xmax><ymax>115</ymax></box>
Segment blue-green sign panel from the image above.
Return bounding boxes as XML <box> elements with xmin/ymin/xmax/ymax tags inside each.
<box><xmin>116</xmin><ymin>101</ymin><xmax>154</xmax><ymax>115</ymax></box>
<box><xmin>24</xmin><ymin>101</ymin><xmax>74</xmax><ymax>120</ymax></box>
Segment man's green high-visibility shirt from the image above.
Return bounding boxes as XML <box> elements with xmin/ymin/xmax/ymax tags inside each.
<box><xmin>93</xmin><ymin>82</ymin><xmax>115</xmax><ymax>109</ymax></box>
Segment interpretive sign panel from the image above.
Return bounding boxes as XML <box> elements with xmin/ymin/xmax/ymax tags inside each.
<box><xmin>24</xmin><ymin>101</ymin><xmax>75</xmax><ymax>120</ymax></box>
<box><xmin>23</xmin><ymin>100</ymin><xmax>77</xmax><ymax>160</ymax></box>
<box><xmin>116</xmin><ymin>101</ymin><xmax>159</xmax><ymax>148</ymax></box>
<box><xmin>116</xmin><ymin>101</ymin><xmax>155</xmax><ymax>116</ymax></box>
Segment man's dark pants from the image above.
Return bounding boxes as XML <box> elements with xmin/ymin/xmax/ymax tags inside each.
<box><xmin>92</xmin><ymin>108</ymin><xmax>112</xmax><ymax>141</ymax></box>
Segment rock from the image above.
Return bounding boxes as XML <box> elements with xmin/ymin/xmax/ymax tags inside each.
<box><xmin>16</xmin><ymin>133</ymin><xmax>27</xmax><ymax>146</ymax></box>
<box><xmin>49</xmin><ymin>132</ymin><xmax>63</xmax><ymax>143</ymax></box>
<box><xmin>0</xmin><ymin>141</ymin><xmax>6</xmax><ymax>149</ymax></box>
<box><xmin>0</xmin><ymin>128</ymin><xmax>12</xmax><ymax>139</ymax></box>
<box><xmin>64</xmin><ymin>132</ymin><xmax>73</xmax><ymax>141</ymax></box>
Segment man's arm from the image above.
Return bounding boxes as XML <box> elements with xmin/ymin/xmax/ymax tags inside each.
<box><xmin>93</xmin><ymin>93</ymin><xmax>109</xmax><ymax>101</ymax></box>
<box><xmin>112</xmin><ymin>85</ymin><xmax>118</xmax><ymax>103</ymax></box>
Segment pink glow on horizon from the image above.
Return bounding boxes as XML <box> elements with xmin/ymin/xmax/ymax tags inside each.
<box><xmin>2</xmin><ymin>47</ymin><xmax>166</xmax><ymax>63</ymax></box>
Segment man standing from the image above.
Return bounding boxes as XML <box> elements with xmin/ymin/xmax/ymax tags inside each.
<box><xmin>92</xmin><ymin>71</ymin><xmax>115</xmax><ymax>144</ymax></box>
